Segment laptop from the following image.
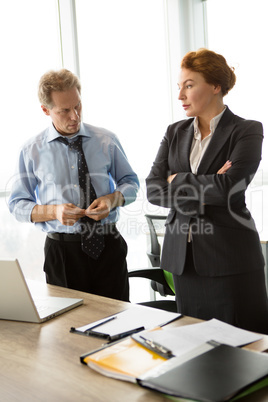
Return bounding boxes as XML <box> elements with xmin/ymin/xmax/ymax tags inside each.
<box><xmin>0</xmin><ymin>259</ymin><xmax>83</xmax><ymax>323</ymax></box>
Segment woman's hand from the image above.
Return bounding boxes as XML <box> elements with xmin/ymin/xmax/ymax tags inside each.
<box><xmin>217</xmin><ymin>160</ymin><xmax>232</xmax><ymax>174</ymax></box>
<box><xmin>167</xmin><ymin>173</ymin><xmax>178</xmax><ymax>183</ymax></box>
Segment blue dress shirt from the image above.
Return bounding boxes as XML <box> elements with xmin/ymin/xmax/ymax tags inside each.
<box><xmin>8</xmin><ymin>122</ymin><xmax>139</xmax><ymax>233</ymax></box>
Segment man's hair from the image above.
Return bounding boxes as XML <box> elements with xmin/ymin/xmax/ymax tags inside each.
<box><xmin>38</xmin><ymin>69</ymin><xmax>81</xmax><ymax>108</ymax></box>
<box><xmin>181</xmin><ymin>48</ymin><xmax>236</xmax><ymax>96</ymax></box>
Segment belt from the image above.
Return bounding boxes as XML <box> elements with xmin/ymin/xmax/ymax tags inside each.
<box><xmin>47</xmin><ymin>223</ymin><xmax>117</xmax><ymax>242</ymax></box>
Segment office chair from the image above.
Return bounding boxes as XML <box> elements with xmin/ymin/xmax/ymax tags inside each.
<box><xmin>129</xmin><ymin>214</ymin><xmax>177</xmax><ymax>312</ymax></box>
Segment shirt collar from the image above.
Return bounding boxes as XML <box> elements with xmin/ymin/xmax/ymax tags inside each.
<box><xmin>193</xmin><ymin>106</ymin><xmax>227</xmax><ymax>140</ymax></box>
<box><xmin>47</xmin><ymin>122</ymin><xmax>91</xmax><ymax>143</ymax></box>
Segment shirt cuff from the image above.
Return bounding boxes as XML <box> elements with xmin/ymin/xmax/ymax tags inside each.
<box><xmin>117</xmin><ymin>183</ymin><xmax>139</xmax><ymax>206</ymax></box>
<box><xmin>13</xmin><ymin>201</ymin><xmax>36</xmax><ymax>223</ymax></box>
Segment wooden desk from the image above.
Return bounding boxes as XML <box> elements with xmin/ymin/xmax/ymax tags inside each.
<box><xmin>1</xmin><ymin>282</ymin><xmax>268</xmax><ymax>401</ymax></box>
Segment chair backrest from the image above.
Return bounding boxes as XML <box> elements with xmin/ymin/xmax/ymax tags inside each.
<box><xmin>145</xmin><ymin>214</ymin><xmax>175</xmax><ymax>296</ymax></box>
<box><xmin>145</xmin><ymin>214</ymin><xmax>165</xmax><ymax>266</ymax></box>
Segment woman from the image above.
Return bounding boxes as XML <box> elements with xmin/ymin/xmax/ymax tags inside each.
<box><xmin>146</xmin><ymin>48</ymin><xmax>268</xmax><ymax>334</ymax></box>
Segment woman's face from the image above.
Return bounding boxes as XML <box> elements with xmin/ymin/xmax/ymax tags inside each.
<box><xmin>178</xmin><ymin>68</ymin><xmax>220</xmax><ymax>119</ymax></box>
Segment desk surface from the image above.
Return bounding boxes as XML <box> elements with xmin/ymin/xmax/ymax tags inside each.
<box><xmin>1</xmin><ymin>282</ymin><xmax>268</xmax><ymax>402</ymax></box>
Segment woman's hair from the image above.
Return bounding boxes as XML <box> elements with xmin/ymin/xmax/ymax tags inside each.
<box><xmin>38</xmin><ymin>69</ymin><xmax>81</xmax><ymax>108</ymax></box>
<box><xmin>181</xmin><ymin>48</ymin><xmax>236</xmax><ymax>96</ymax></box>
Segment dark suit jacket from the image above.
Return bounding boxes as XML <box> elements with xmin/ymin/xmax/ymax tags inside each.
<box><xmin>146</xmin><ymin>107</ymin><xmax>265</xmax><ymax>277</ymax></box>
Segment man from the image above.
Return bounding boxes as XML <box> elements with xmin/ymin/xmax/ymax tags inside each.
<box><xmin>8</xmin><ymin>69</ymin><xmax>139</xmax><ymax>301</ymax></box>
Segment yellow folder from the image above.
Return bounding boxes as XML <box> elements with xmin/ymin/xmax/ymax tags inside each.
<box><xmin>81</xmin><ymin>336</ymin><xmax>167</xmax><ymax>383</ymax></box>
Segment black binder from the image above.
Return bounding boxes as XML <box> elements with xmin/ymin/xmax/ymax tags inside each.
<box><xmin>137</xmin><ymin>343</ymin><xmax>268</xmax><ymax>401</ymax></box>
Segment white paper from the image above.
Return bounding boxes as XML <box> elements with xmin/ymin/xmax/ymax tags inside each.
<box><xmin>76</xmin><ymin>305</ymin><xmax>181</xmax><ymax>337</ymax></box>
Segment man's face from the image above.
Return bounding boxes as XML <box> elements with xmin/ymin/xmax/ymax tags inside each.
<box><xmin>42</xmin><ymin>87</ymin><xmax>82</xmax><ymax>136</ymax></box>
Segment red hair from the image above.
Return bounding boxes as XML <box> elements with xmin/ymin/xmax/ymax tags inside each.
<box><xmin>181</xmin><ymin>48</ymin><xmax>236</xmax><ymax>96</ymax></box>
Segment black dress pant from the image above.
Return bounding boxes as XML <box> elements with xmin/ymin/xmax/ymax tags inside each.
<box><xmin>44</xmin><ymin>228</ymin><xmax>129</xmax><ymax>302</ymax></box>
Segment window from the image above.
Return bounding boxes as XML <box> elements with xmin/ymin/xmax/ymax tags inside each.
<box><xmin>1</xmin><ymin>0</ymin><xmax>174</xmax><ymax>290</ymax></box>
<box><xmin>75</xmin><ymin>0</ymin><xmax>173</xmax><ymax>287</ymax></box>
<box><xmin>0</xmin><ymin>0</ymin><xmax>61</xmax><ymax>278</ymax></box>
<box><xmin>75</xmin><ymin>0</ymin><xmax>171</xmax><ymax>180</ymax></box>
<box><xmin>1</xmin><ymin>0</ymin><xmax>61</xmax><ymax>190</ymax></box>
<box><xmin>206</xmin><ymin>0</ymin><xmax>268</xmax><ymax>239</ymax></box>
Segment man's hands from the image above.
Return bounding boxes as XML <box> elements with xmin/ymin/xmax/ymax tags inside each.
<box><xmin>85</xmin><ymin>191</ymin><xmax>124</xmax><ymax>221</ymax></box>
<box><xmin>85</xmin><ymin>197</ymin><xmax>111</xmax><ymax>221</ymax></box>
<box><xmin>31</xmin><ymin>203</ymin><xmax>85</xmax><ymax>225</ymax></box>
<box><xmin>31</xmin><ymin>191</ymin><xmax>125</xmax><ymax>225</ymax></box>
<box><xmin>55</xmin><ymin>203</ymin><xmax>85</xmax><ymax>226</ymax></box>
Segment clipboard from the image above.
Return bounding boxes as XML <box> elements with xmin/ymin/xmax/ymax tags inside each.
<box><xmin>132</xmin><ymin>330</ymin><xmax>175</xmax><ymax>359</ymax></box>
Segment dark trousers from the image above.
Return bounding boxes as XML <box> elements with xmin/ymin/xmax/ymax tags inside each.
<box><xmin>44</xmin><ymin>229</ymin><xmax>129</xmax><ymax>302</ymax></box>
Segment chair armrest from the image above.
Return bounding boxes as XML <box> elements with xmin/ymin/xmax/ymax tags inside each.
<box><xmin>128</xmin><ymin>267</ymin><xmax>165</xmax><ymax>283</ymax></box>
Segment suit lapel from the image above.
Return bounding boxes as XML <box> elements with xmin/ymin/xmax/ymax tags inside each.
<box><xmin>197</xmin><ymin>107</ymin><xmax>237</xmax><ymax>174</ymax></box>
<box><xmin>176</xmin><ymin>120</ymin><xmax>194</xmax><ymax>172</ymax></box>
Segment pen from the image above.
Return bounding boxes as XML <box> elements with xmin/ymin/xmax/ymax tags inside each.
<box><xmin>108</xmin><ymin>326</ymin><xmax>145</xmax><ymax>342</ymax></box>
<box><xmin>85</xmin><ymin>316</ymin><xmax>117</xmax><ymax>332</ymax></box>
